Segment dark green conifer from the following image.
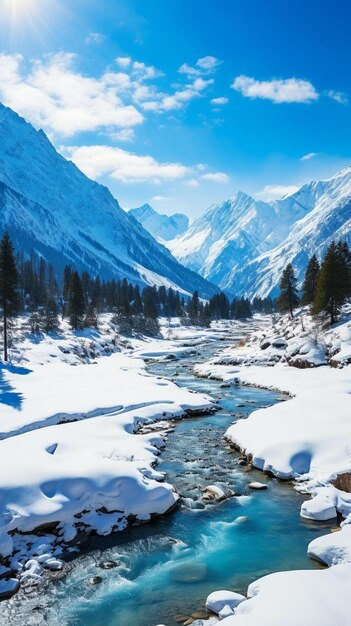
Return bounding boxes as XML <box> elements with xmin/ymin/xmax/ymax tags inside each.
<box><xmin>301</xmin><ymin>254</ymin><xmax>320</xmax><ymax>306</ymax></box>
<box><xmin>277</xmin><ymin>263</ymin><xmax>299</xmax><ymax>317</ymax></box>
<box><xmin>68</xmin><ymin>271</ymin><xmax>85</xmax><ymax>330</ymax></box>
<box><xmin>313</xmin><ymin>241</ymin><xmax>348</xmax><ymax>324</ymax></box>
<box><xmin>0</xmin><ymin>232</ymin><xmax>21</xmax><ymax>360</ymax></box>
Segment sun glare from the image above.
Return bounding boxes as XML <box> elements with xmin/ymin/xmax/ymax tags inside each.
<box><xmin>4</xmin><ymin>0</ymin><xmax>38</xmax><ymax>21</ymax></box>
<box><xmin>0</xmin><ymin>0</ymin><xmax>64</xmax><ymax>48</ymax></box>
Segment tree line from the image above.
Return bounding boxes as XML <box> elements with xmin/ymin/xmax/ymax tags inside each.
<box><xmin>185</xmin><ymin>291</ymin><xmax>274</xmax><ymax>326</ymax></box>
<box><xmin>5</xmin><ymin>231</ymin><xmax>347</xmax><ymax>362</ymax></box>
<box><xmin>278</xmin><ymin>240</ymin><xmax>351</xmax><ymax>323</ymax></box>
<box><xmin>0</xmin><ymin>232</ymin><xmax>266</xmax><ymax>361</ymax></box>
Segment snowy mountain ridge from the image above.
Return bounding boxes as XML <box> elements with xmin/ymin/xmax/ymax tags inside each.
<box><xmin>168</xmin><ymin>167</ymin><xmax>351</xmax><ymax>297</ymax></box>
<box><xmin>129</xmin><ymin>203</ymin><xmax>189</xmax><ymax>242</ymax></box>
<box><xmin>0</xmin><ymin>103</ymin><xmax>217</xmax><ymax>298</ymax></box>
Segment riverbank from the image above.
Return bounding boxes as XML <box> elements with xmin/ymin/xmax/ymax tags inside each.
<box><xmin>0</xmin><ymin>316</ymin><xmax>220</xmax><ymax>598</ymax></box>
<box><xmin>193</xmin><ymin>309</ymin><xmax>351</xmax><ymax>625</ymax></box>
<box><xmin>0</xmin><ymin>330</ymin><xmax>326</xmax><ymax>626</ymax></box>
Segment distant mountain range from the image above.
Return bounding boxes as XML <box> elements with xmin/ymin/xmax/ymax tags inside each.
<box><xmin>1</xmin><ymin>102</ymin><xmax>350</xmax><ymax>301</ymax></box>
<box><xmin>129</xmin><ymin>204</ymin><xmax>189</xmax><ymax>242</ymax></box>
<box><xmin>166</xmin><ymin>167</ymin><xmax>351</xmax><ymax>297</ymax></box>
<box><xmin>0</xmin><ymin>103</ymin><xmax>217</xmax><ymax>298</ymax></box>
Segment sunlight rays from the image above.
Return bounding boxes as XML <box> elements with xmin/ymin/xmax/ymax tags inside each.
<box><xmin>0</xmin><ymin>0</ymin><xmax>67</xmax><ymax>50</ymax></box>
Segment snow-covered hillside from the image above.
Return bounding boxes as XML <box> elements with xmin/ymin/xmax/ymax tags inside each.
<box><xmin>0</xmin><ymin>104</ymin><xmax>216</xmax><ymax>298</ymax></box>
<box><xmin>0</xmin><ymin>315</ymin><xmax>216</xmax><ymax>597</ymax></box>
<box><xmin>169</xmin><ymin>168</ymin><xmax>351</xmax><ymax>298</ymax></box>
<box><xmin>239</xmin><ymin>167</ymin><xmax>351</xmax><ymax>297</ymax></box>
<box><xmin>129</xmin><ymin>203</ymin><xmax>189</xmax><ymax>242</ymax></box>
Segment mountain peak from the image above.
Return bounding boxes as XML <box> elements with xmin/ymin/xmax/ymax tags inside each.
<box><xmin>169</xmin><ymin>165</ymin><xmax>351</xmax><ymax>297</ymax></box>
<box><xmin>0</xmin><ymin>103</ymin><xmax>217</xmax><ymax>298</ymax></box>
<box><xmin>129</xmin><ymin>204</ymin><xmax>189</xmax><ymax>242</ymax></box>
<box><xmin>130</xmin><ymin>203</ymin><xmax>156</xmax><ymax>219</ymax></box>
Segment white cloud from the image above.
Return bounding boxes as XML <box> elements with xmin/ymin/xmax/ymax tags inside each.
<box><xmin>0</xmin><ymin>51</ymin><xmax>219</xmax><ymax>141</ymax></box>
<box><xmin>150</xmin><ymin>195</ymin><xmax>171</xmax><ymax>202</ymax></box>
<box><xmin>184</xmin><ymin>178</ymin><xmax>200</xmax><ymax>187</ymax></box>
<box><xmin>300</xmin><ymin>152</ymin><xmax>318</xmax><ymax>161</ymax></box>
<box><xmin>178</xmin><ymin>56</ymin><xmax>222</xmax><ymax>78</ymax></box>
<box><xmin>85</xmin><ymin>32</ymin><xmax>105</xmax><ymax>45</ymax></box>
<box><xmin>326</xmin><ymin>90</ymin><xmax>348</xmax><ymax>105</ymax></box>
<box><xmin>197</xmin><ymin>56</ymin><xmax>221</xmax><ymax>71</ymax></box>
<box><xmin>115</xmin><ymin>56</ymin><xmax>132</xmax><ymax>68</ymax></box>
<box><xmin>231</xmin><ymin>75</ymin><xmax>319</xmax><ymax>103</ymax></box>
<box><xmin>0</xmin><ymin>53</ymin><xmax>144</xmax><ymax>137</ymax></box>
<box><xmin>131</xmin><ymin>61</ymin><xmax>164</xmax><ymax>80</ymax></box>
<box><xmin>142</xmin><ymin>77</ymin><xmax>214</xmax><ymax>112</ymax></box>
<box><xmin>211</xmin><ymin>96</ymin><xmax>228</xmax><ymax>105</ymax></box>
<box><xmin>256</xmin><ymin>184</ymin><xmax>299</xmax><ymax>201</ymax></box>
<box><xmin>200</xmin><ymin>172</ymin><xmax>229</xmax><ymax>183</ymax></box>
<box><xmin>112</xmin><ymin>128</ymin><xmax>135</xmax><ymax>142</ymax></box>
<box><xmin>170</xmin><ymin>77</ymin><xmax>213</xmax><ymax>108</ymax></box>
<box><xmin>64</xmin><ymin>144</ymin><xmax>193</xmax><ymax>184</ymax></box>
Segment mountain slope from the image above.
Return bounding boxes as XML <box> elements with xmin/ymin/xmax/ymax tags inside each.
<box><xmin>129</xmin><ymin>204</ymin><xmax>189</xmax><ymax>242</ymax></box>
<box><xmin>235</xmin><ymin>167</ymin><xmax>351</xmax><ymax>297</ymax></box>
<box><xmin>0</xmin><ymin>103</ymin><xmax>217</xmax><ymax>297</ymax></box>
<box><xmin>168</xmin><ymin>191</ymin><xmax>300</xmax><ymax>289</ymax></box>
<box><xmin>169</xmin><ymin>168</ymin><xmax>351</xmax><ymax>297</ymax></box>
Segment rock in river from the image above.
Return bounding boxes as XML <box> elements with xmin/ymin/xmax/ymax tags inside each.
<box><xmin>248</xmin><ymin>481</ymin><xmax>268</xmax><ymax>490</ymax></box>
<box><xmin>170</xmin><ymin>561</ymin><xmax>208</xmax><ymax>583</ymax></box>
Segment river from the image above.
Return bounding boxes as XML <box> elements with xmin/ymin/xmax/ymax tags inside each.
<box><xmin>3</xmin><ymin>337</ymin><xmax>331</xmax><ymax>626</ymax></box>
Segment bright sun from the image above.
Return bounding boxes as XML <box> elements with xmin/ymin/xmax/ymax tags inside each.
<box><xmin>5</xmin><ymin>0</ymin><xmax>38</xmax><ymax>18</ymax></box>
<box><xmin>0</xmin><ymin>0</ymin><xmax>55</xmax><ymax>43</ymax></box>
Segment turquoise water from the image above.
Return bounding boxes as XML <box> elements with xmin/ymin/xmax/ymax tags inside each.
<box><xmin>3</xmin><ymin>345</ymin><xmax>331</xmax><ymax>626</ymax></box>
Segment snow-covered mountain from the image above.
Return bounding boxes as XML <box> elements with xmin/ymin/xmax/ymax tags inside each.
<box><xmin>129</xmin><ymin>203</ymin><xmax>189</xmax><ymax>242</ymax></box>
<box><xmin>0</xmin><ymin>103</ymin><xmax>217</xmax><ymax>298</ymax></box>
<box><xmin>169</xmin><ymin>168</ymin><xmax>351</xmax><ymax>297</ymax></box>
<box><xmin>238</xmin><ymin>167</ymin><xmax>351</xmax><ymax>297</ymax></box>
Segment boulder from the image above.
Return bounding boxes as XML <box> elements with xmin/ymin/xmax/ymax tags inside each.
<box><xmin>248</xmin><ymin>481</ymin><xmax>268</xmax><ymax>490</ymax></box>
<box><xmin>0</xmin><ymin>578</ymin><xmax>19</xmax><ymax>599</ymax></box>
<box><xmin>202</xmin><ymin>485</ymin><xmax>227</xmax><ymax>502</ymax></box>
<box><xmin>170</xmin><ymin>562</ymin><xmax>208</xmax><ymax>583</ymax></box>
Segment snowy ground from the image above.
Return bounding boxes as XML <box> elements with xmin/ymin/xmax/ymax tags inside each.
<box><xmin>0</xmin><ymin>316</ymin><xmax>222</xmax><ymax>597</ymax></box>
<box><xmin>193</xmin><ymin>309</ymin><xmax>351</xmax><ymax>626</ymax></box>
<box><xmin>2</xmin><ymin>310</ymin><xmax>351</xmax><ymax>624</ymax></box>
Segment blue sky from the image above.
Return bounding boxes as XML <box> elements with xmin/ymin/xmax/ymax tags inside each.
<box><xmin>0</xmin><ymin>0</ymin><xmax>350</xmax><ymax>216</ymax></box>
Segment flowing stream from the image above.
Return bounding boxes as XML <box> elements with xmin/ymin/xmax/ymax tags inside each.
<box><xmin>3</xmin><ymin>338</ymin><xmax>331</xmax><ymax>626</ymax></box>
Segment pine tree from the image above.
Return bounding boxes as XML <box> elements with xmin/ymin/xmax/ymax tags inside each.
<box><xmin>313</xmin><ymin>241</ymin><xmax>348</xmax><ymax>324</ymax></box>
<box><xmin>337</xmin><ymin>241</ymin><xmax>351</xmax><ymax>298</ymax></box>
<box><xmin>187</xmin><ymin>290</ymin><xmax>200</xmax><ymax>324</ymax></box>
<box><xmin>143</xmin><ymin>286</ymin><xmax>158</xmax><ymax>319</ymax></box>
<box><xmin>175</xmin><ymin>292</ymin><xmax>183</xmax><ymax>317</ymax></box>
<box><xmin>0</xmin><ymin>232</ymin><xmax>21</xmax><ymax>361</ymax></box>
<box><xmin>131</xmin><ymin>285</ymin><xmax>143</xmax><ymax>315</ymax></box>
<box><xmin>277</xmin><ymin>263</ymin><xmax>299</xmax><ymax>317</ymax></box>
<box><xmin>301</xmin><ymin>255</ymin><xmax>320</xmax><ymax>306</ymax></box>
<box><xmin>43</xmin><ymin>296</ymin><xmax>60</xmax><ymax>332</ymax></box>
<box><xmin>63</xmin><ymin>265</ymin><xmax>72</xmax><ymax>301</ymax></box>
<box><xmin>84</xmin><ymin>303</ymin><xmax>98</xmax><ymax>329</ymax></box>
<box><xmin>29</xmin><ymin>306</ymin><xmax>42</xmax><ymax>334</ymax></box>
<box><xmin>67</xmin><ymin>272</ymin><xmax>85</xmax><ymax>330</ymax></box>
<box><xmin>198</xmin><ymin>302</ymin><xmax>212</xmax><ymax>327</ymax></box>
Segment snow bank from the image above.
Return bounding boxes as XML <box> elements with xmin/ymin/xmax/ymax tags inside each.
<box><xmin>219</xmin><ymin>564</ymin><xmax>351</xmax><ymax>626</ymax></box>
<box><xmin>198</xmin><ymin>312</ymin><xmax>351</xmax><ymax>626</ymax></box>
<box><xmin>0</xmin><ymin>347</ymin><xmax>213</xmax><ymax>439</ymax></box>
<box><xmin>196</xmin><ymin>361</ymin><xmax>351</xmax><ymax>480</ymax></box>
<box><xmin>0</xmin><ymin>320</ymin><xmax>215</xmax><ymax>587</ymax></box>
<box><xmin>206</xmin><ymin>590</ymin><xmax>246</xmax><ymax>614</ymax></box>
<box><xmin>308</xmin><ymin>525</ymin><xmax>351</xmax><ymax>566</ymax></box>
